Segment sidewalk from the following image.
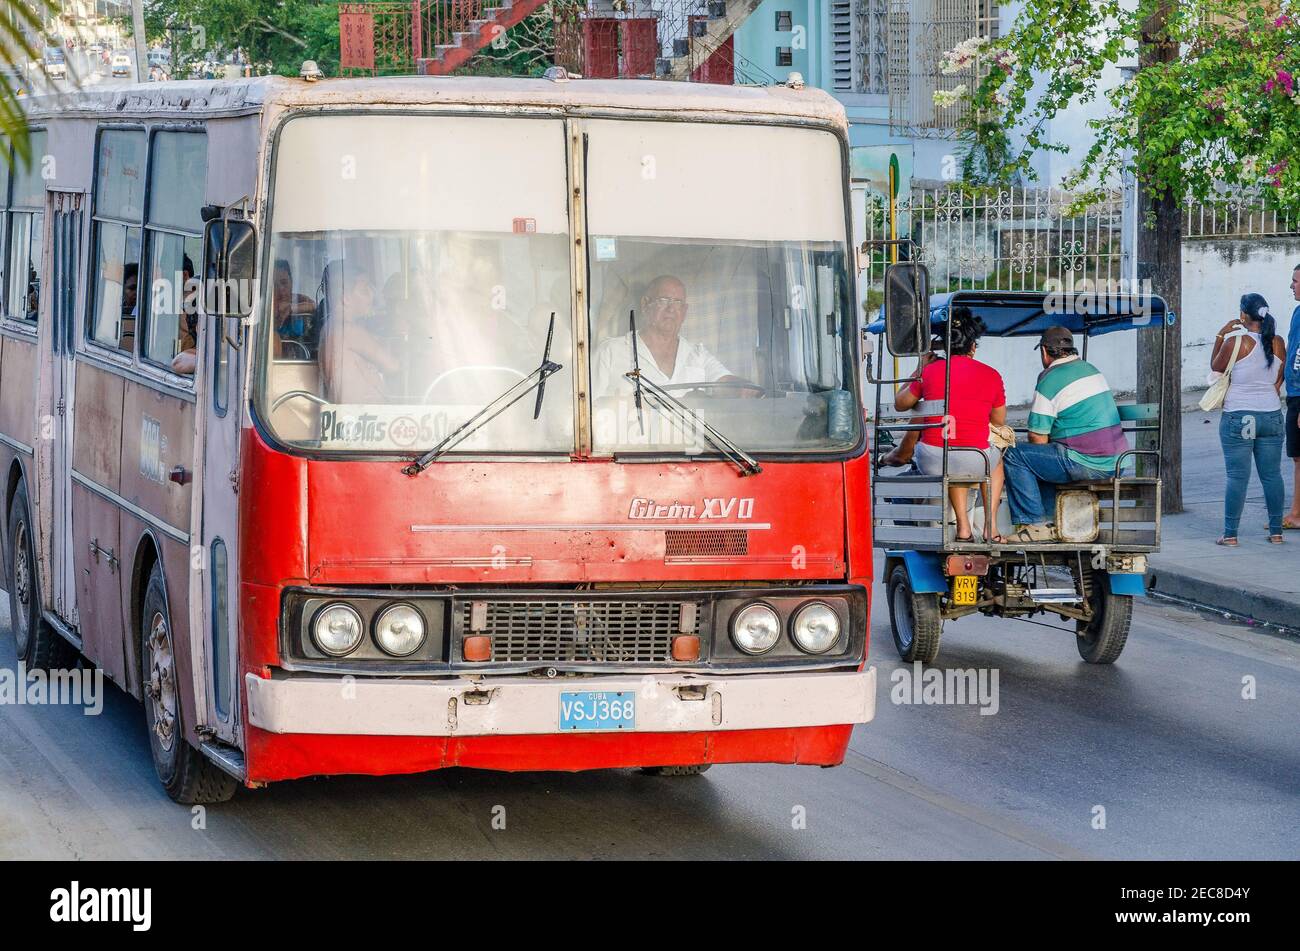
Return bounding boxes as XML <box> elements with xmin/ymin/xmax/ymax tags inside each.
<box><xmin>1146</xmin><ymin>403</ymin><xmax>1299</xmax><ymax>631</ymax></box>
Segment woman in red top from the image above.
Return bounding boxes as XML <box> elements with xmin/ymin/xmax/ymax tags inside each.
<box><xmin>894</xmin><ymin>307</ymin><xmax>1008</xmax><ymax>542</ymax></box>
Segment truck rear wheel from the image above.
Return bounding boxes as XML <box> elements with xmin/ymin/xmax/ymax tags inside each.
<box><xmin>887</xmin><ymin>564</ymin><xmax>942</xmax><ymax>664</ymax></box>
<box><xmin>6</xmin><ymin>482</ymin><xmax>76</xmax><ymax>671</ymax></box>
<box><xmin>141</xmin><ymin>563</ymin><xmax>238</xmax><ymax>804</ymax></box>
<box><xmin>1077</xmin><ymin>583</ymin><xmax>1132</xmax><ymax>665</ymax></box>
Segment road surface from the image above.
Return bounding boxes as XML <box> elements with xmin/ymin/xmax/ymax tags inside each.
<box><xmin>1</xmin><ymin>577</ymin><xmax>1295</xmax><ymax>860</ymax></box>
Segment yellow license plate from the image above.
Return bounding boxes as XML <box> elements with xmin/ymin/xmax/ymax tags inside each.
<box><xmin>952</xmin><ymin>575</ymin><xmax>978</xmax><ymax>605</ymax></box>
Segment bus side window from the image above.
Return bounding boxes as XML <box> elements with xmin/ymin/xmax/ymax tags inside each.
<box><xmin>142</xmin><ymin>131</ymin><xmax>207</xmax><ymax>375</ymax></box>
<box><xmin>88</xmin><ymin>128</ymin><xmax>146</xmax><ymax>354</ymax></box>
<box><xmin>5</xmin><ymin>129</ymin><xmax>47</xmax><ymax>324</ymax></box>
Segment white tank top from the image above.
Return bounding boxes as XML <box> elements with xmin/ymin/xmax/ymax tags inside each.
<box><xmin>1224</xmin><ymin>331</ymin><xmax>1281</xmax><ymax>412</ymax></box>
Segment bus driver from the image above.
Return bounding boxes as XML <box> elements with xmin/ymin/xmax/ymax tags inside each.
<box><xmin>591</xmin><ymin>275</ymin><xmax>758</xmax><ymax>399</ymax></box>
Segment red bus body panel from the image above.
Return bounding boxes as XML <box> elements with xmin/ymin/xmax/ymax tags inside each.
<box><xmin>238</xmin><ymin>427</ymin><xmax>871</xmax><ymax>783</ymax></box>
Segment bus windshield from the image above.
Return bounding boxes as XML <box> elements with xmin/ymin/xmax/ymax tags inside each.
<box><xmin>260</xmin><ymin>114</ymin><xmax>574</xmax><ymax>454</ymax></box>
<box><xmin>585</xmin><ymin>119</ymin><xmax>855</xmax><ymax>454</ymax></box>
<box><xmin>258</xmin><ymin>113</ymin><xmax>856</xmax><ymax>456</ymax></box>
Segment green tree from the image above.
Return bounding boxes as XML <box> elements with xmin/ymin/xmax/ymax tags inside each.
<box><xmin>950</xmin><ymin>1</ymin><xmax>1300</xmax><ymax>213</ymax></box>
<box><xmin>145</xmin><ymin>0</ymin><xmax>340</xmax><ymax>77</ymax></box>
<box><xmin>0</xmin><ymin>1</ymin><xmax>57</xmax><ymax>163</ymax></box>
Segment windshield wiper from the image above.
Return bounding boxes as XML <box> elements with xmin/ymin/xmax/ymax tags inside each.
<box><xmin>403</xmin><ymin>314</ymin><xmax>562</xmax><ymax>476</ymax></box>
<box><xmin>628</xmin><ymin>309</ymin><xmax>645</xmax><ymax>435</ymax></box>
<box><xmin>623</xmin><ymin>371</ymin><xmax>762</xmax><ymax>477</ymax></box>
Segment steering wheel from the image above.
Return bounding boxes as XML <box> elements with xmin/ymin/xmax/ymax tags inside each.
<box><xmin>658</xmin><ymin>380</ymin><xmax>766</xmax><ymax>397</ymax></box>
<box><xmin>422</xmin><ymin>365</ymin><xmax>528</xmax><ymax>403</ymax></box>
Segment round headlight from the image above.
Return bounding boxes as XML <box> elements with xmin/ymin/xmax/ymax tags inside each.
<box><xmin>312</xmin><ymin>603</ymin><xmax>363</xmax><ymax>657</ymax></box>
<box><xmin>374</xmin><ymin>603</ymin><xmax>426</xmax><ymax>657</ymax></box>
<box><xmin>731</xmin><ymin>603</ymin><xmax>781</xmax><ymax>654</ymax></box>
<box><xmin>791</xmin><ymin>602</ymin><xmax>840</xmax><ymax>653</ymax></box>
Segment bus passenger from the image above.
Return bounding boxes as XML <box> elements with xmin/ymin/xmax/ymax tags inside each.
<box><xmin>273</xmin><ymin>259</ymin><xmax>317</xmax><ymax>358</ymax></box>
<box><xmin>591</xmin><ymin>275</ymin><xmax>757</xmax><ymax>399</ymax></box>
<box><xmin>172</xmin><ymin>256</ymin><xmax>199</xmax><ymax>375</ymax></box>
<box><xmin>317</xmin><ymin>261</ymin><xmax>399</xmax><ymax>403</ymax></box>
<box><xmin>892</xmin><ymin>307</ymin><xmax>1007</xmax><ymax>543</ymax></box>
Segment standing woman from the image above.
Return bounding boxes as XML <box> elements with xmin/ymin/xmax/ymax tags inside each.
<box><xmin>1212</xmin><ymin>293</ymin><xmax>1288</xmax><ymax>545</ymax></box>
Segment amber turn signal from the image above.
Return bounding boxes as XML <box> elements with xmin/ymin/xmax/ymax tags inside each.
<box><xmin>671</xmin><ymin>635</ymin><xmax>701</xmax><ymax>662</ymax></box>
<box><xmin>463</xmin><ymin>635</ymin><xmax>492</xmax><ymax>662</ymax></box>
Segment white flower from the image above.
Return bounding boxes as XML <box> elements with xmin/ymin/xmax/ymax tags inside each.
<box><xmin>933</xmin><ymin>85</ymin><xmax>968</xmax><ymax>108</ymax></box>
<box><xmin>1243</xmin><ymin>156</ymin><xmax>1260</xmax><ymax>177</ymax></box>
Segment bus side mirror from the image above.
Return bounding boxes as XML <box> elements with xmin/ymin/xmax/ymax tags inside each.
<box><xmin>884</xmin><ymin>262</ymin><xmax>930</xmax><ymax>356</ymax></box>
<box><xmin>202</xmin><ymin>218</ymin><xmax>257</xmax><ymax>317</ymax></box>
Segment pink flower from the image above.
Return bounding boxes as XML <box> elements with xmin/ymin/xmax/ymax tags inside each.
<box><xmin>1268</xmin><ymin>160</ymin><xmax>1288</xmax><ymax>188</ymax></box>
<box><xmin>1264</xmin><ymin>70</ymin><xmax>1295</xmax><ymax>95</ymax></box>
<box><xmin>1276</xmin><ymin>14</ymin><xmax>1292</xmax><ymax>28</ymax></box>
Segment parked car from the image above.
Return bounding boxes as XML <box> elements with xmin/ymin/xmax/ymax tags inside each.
<box><xmin>111</xmin><ymin>51</ymin><xmax>131</xmax><ymax>78</ymax></box>
<box><xmin>42</xmin><ymin>47</ymin><xmax>67</xmax><ymax>80</ymax></box>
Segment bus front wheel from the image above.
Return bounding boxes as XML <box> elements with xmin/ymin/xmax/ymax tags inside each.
<box><xmin>141</xmin><ymin>563</ymin><xmax>238</xmax><ymax>804</ymax></box>
<box><xmin>1076</xmin><ymin>584</ymin><xmax>1132</xmax><ymax>665</ymax></box>
<box><xmin>887</xmin><ymin>564</ymin><xmax>942</xmax><ymax>664</ymax></box>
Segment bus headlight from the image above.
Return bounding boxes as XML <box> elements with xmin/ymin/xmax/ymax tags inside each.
<box><xmin>731</xmin><ymin>603</ymin><xmax>780</xmax><ymax>654</ymax></box>
<box><xmin>791</xmin><ymin>602</ymin><xmax>840</xmax><ymax>653</ymax></box>
<box><xmin>312</xmin><ymin>603</ymin><xmax>364</xmax><ymax>656</ymax></box>
<box><xmin>374</xmin><ymin>603</ymin><xmax>426</xmax><ymax>657</ymax></box>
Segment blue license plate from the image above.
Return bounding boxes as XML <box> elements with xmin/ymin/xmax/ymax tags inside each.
<box><xmin>559</xmin><ymin>691</ymin><xmax>635</xmax><ymax>731</ymax></box>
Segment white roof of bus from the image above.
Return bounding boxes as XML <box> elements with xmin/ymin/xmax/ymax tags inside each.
<box><xmin>23</xmin><ymin>75</ymin><xmax>847</xmax><ymax>131</ymax></box>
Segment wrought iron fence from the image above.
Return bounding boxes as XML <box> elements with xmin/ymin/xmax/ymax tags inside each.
<box><xmin>862</xmin><ymin>183</ymin><xmax>1125</xmax><ymax>299</ymax></box>
<box><xmin>887</xmin><ymin>0</ymin><xmax>999</xmax><ymax>136</ymax></box>
<box><xmin>1184</xmin><ymin>196</ymin><xmax>1300</xmax><ymax>239</ymax></box>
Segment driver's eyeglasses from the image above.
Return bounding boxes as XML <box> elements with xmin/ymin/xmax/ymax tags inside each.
<box><xmin>645</xmin><ymin>297</ymin><xmax>687</xmax><ymax>312</ymax></box>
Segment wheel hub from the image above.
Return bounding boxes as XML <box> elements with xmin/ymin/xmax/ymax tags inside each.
<box><xmin>892</xmin><ymin>583</ymin><xmax>915</xmax><ymax>651</ymax></box>
<box><xmin>146</xmin><ymin>612</ymin><xmax>178</xmax><ymax>753</ymax></box>
<box><xmin>12</xmin><ymin>521</ymin><xmax>31</xmax><ymax>650</ymax></box>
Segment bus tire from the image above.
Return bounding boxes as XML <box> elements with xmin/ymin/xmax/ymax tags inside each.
<box><xmin>141</xmin><ymin>563</ymin><xmax>238</xmax><ymax>804</ymax></box>
<box><xmin>6</xmin><ymin>482</ymin><xmax>76</xmax><ymax>671</ymax></box>
<box><xmin>887</xmin><ymin>564</ymin><xmax>942</xmax><ymax>664</ymax></box>
<box><xmin>1077</xmin><ymin>586</ymin><xmax>1132</xmax><ymax>665</ymax></box>
<box><xmin>640</xmin><ymin>765</ymin><xmax>712</xmax><ymax>776</ymax></box>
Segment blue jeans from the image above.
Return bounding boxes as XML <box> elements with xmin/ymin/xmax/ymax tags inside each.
<box><xmin>1003</xmin><ymin>442</ymin><xmax>1110</xmax><ymax>525</ymax></box>
<box><xmin>1220</xmin><ymin>409</ymin><xmax>1285</xmax><ymax>537</ymax></box>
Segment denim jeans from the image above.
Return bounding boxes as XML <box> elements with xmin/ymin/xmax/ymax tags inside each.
<box><xmin>1220</xmin><ymin>409</ymin><xmax>1285</xmax><ymax>537</ymax></box>
<box><xmin>1003</xmin><ymin>441</ymin><xmax>1109</xmax><ymax>525</ymax></box>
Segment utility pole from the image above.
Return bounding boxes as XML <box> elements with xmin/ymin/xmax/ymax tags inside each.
<box><xmin>1136</xmin><ymin>0</ymin><xmax>1183</xmax><ymax>514</ymax></box>
<box><xmin>130</xmin><ymin>0</ymin><xmax>147</xmax><ymax>82</ymax></box>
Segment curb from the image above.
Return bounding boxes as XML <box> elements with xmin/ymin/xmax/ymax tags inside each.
<box><xmin>1148</xmin><ymin>563</ymin><xmax>1300</xmax><ymax>635</ymax></box>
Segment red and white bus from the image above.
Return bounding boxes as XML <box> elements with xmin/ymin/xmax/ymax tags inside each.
<box><xmin>1</xmin><ymin>75</ymin><xmax>876</xmax><ymax>802</ymax></box>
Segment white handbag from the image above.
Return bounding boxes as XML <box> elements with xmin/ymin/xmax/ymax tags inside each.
<box><xmin>1199</xmin><ymin>332</ymin><xmax>1245</xmax><ymax>412</ymax></box>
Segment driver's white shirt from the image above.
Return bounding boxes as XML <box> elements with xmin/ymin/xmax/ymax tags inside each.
<box><xmin>592</xmin><ymin>331</ymin><xmax>732</xmax><ymax>398</ymax></box>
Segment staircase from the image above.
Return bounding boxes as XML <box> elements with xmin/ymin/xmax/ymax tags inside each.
<box><xmin>653</xmin><ymin>0</ymin><xmax>767</xmax><ymax>81</ymax></box>
<box><xmin>417</xmin><ymin>0</ymin><xmax>553</xmax><ymax>76</ymax></box>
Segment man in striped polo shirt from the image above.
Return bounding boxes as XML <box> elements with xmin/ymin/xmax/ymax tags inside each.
<box><xmin>1003</xmin><ymin>326</ymin><xmax>1128</xmax><ymax>542</ymax></box>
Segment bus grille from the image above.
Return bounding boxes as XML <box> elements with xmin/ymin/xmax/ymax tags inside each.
<box><xmin>664</xmin><ymin>529</ymin><xmax>748</xmax><ymax>559</ymax></box>
<box><xmin>464</xmin><ymin>599</ymin><xmax>700</xmax><ymax>664</ymax></box>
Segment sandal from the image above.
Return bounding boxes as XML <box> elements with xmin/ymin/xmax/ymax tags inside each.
<box><xmin>1283</xmin><ymin>519</ymin><xmax>1300</xmax><ymax>530</ymax></box>
<box><xmin>1269</xmin><ymin>534</ymin><xmax>1285</xmax><ymax>544</ymax></box>
<box><xmin>1216</xmin><ymin>536</ymin><xmax>1239</xmax><ymax>546</ymax></box>
<box><xmin>953</xmin><ymin>534</ymin><xmax>975</xmax><ymax>543</ymax></box>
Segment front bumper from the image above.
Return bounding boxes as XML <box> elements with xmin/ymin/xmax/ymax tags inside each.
<box><xmin>246</xmin><ymin>667</ymin><xmax>876</xmax><ymax>737</ymax></box>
